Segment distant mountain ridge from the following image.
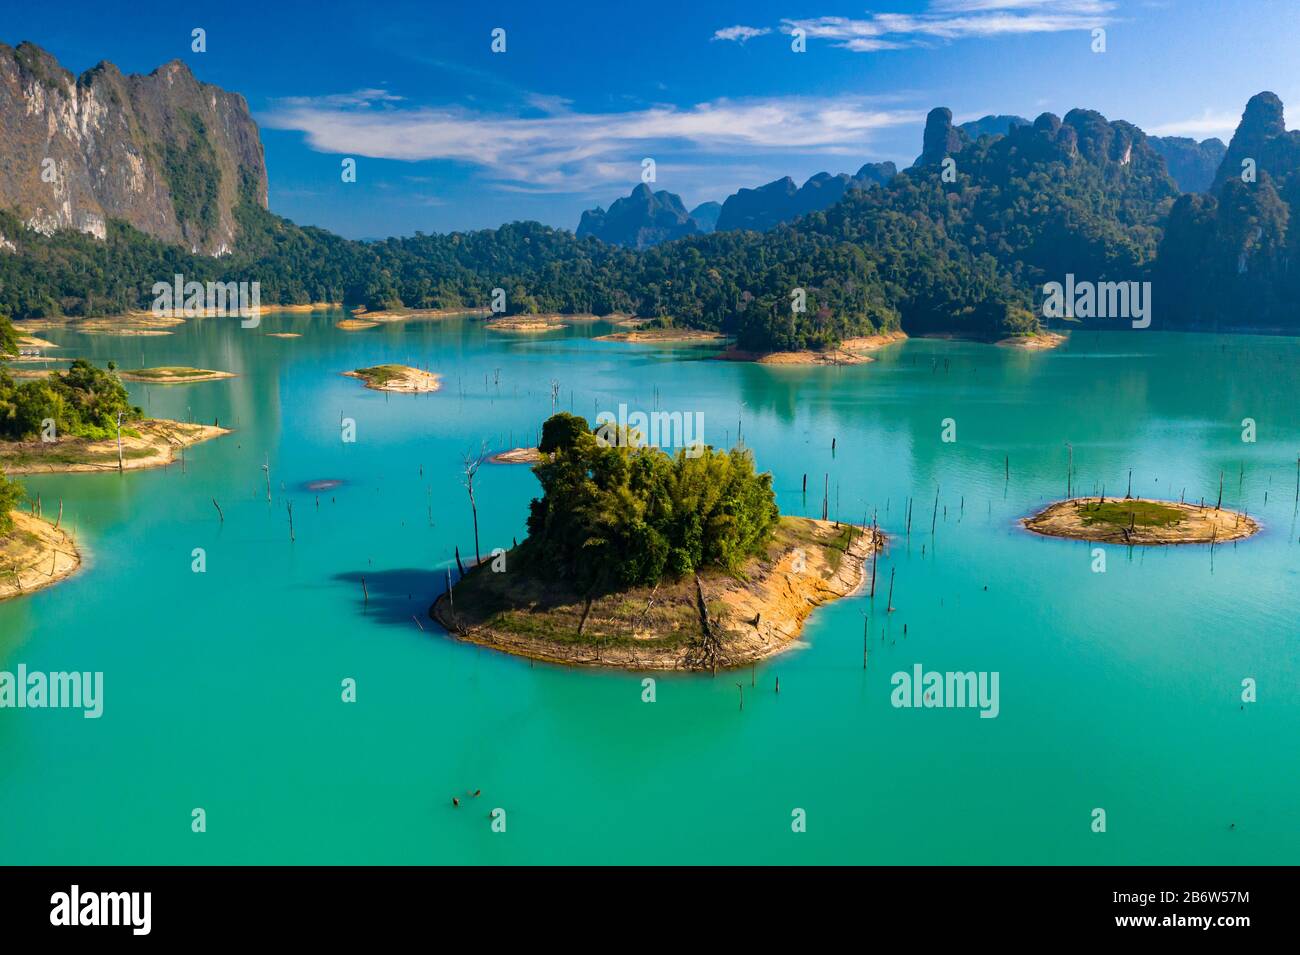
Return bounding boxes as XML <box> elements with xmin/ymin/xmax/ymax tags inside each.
<box><xmin>576</xmin><ymin>184</ymin><xmax>699</xmax><ymax>249</ymax></box>
<box><xmin>713</xmin><ymin>163</ymin><xmax>896</xmax><ymax>233</ymax></box>
<box><xmin>0</xmin><ymin>41</ymin><xmax>268</xmax><ymax>255</ymax></box>
<box><xmin>576</xmin><ymin>162</ymin><xmax>897</xmax><ymax>247</ymax></box>
<box><xmin>3</xmin><ymin>51</ymin><xmax>1297</xmax><ymax>347</ymax></box>
<box><xmin>1148</xmin><ymin>136</ymin><xmax>1226</xmax><ymax>192</ymax></box>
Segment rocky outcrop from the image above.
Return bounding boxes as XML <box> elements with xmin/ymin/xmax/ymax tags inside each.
<box><xmin>1155</xmin><ymin>92</ymin><xmax>1300</xmax><ymax>332</ymax></box>
<box><xmin>0</xmin><ymin>41</ymin><xmax>268</xmax><ymax>255</ymax></box>
<box><xmin>915</xmin><ymin>107</ymin><xmax>969</xmax><ymax>166</ymax></box>
<box><xmin>1211</xmin><ymin>91</ymin><xmax>1300</xmax><ymax>191</ymax></box>
<box><xmin>576</xmin><ymin>183</ymin><xmax>699</xmax><ymax>249</ymax></box>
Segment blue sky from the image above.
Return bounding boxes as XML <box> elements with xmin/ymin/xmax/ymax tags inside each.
<box><xmin>5</xmin><ymin>0</ymin><xmax>1298</xmax><ymax>237</ymax></box>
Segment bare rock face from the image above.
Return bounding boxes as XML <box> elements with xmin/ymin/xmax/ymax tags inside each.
<box><xmin>0</xmin><ymin>41</ymin><xmax>268</xmax><ymax>255</ymax></box>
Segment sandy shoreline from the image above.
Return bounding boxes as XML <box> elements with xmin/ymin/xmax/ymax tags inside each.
<box><xmin>487</xmin><ymin>447</ymin><xmax>541</xmax><ymax>464</ymax></box>
<box><xmin>997</xmin><ymin>331</ymin><xmax>1068</xmax><ymax>350</ymax></box>
<box><xmin>595</xmin><ymin>328</ymin><xmax>726</xmax><ymax>344</ymax></box>
<box><xmin>1023</xmin><ymin>497</ymin><xmax>1259</xmax><ymax>545</ymax></box>
<box><xmin>718</xmin><ymin>330</ymin><xmax>908</xmax><ymax>365</ymax></box>
<box><xmin>343</xmin><ymin>364</ymin><xmax>442</xmax><ymax>393</ymax></box>
<box><xmin>0</xmin><ymin>419</ymin><xmax>230</xmax><ymax>474</ymax></box>
<box><xmin>485</xmin><ymin>318</ymin><xmax>568</xmax><ymax>332</ymax></box>
<box><xmin>430</xmin><ymin>517</ymin><xmax>882</xmax><ymax>671</ymax></box>
<box><xmin>0</xmin><ymin>511</ymin><xmax>82</xmax><ymax>600</ymax></box>
<box><xmin>920</xmin><ymin>330</ymin><xmax>1067</xmax><ymax>351</ymax></box>
<box><xmin>351</xmin><ymin>307</ymin><xmax>490</xmax><ymax>323</ymax></box>
<box><xmin>120</xmin><ymin>367</ymin><xmax>235</xmax><ymax>384</ymax></box>
<box><xmin>254</xmin><ymin>302</ymin><xmax>340</xmax><ymax>314</ymax></box>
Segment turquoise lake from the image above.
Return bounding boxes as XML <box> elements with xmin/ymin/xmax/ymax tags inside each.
<box><xmin>1</xmin><ymin>312</ymin><xmax>1297</xmax><ymax>864</ymax></box>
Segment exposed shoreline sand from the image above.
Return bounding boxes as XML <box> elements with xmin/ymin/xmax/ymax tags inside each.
<box><xmin>350</xmin><ymin>307</ymin><xmax>490</xmax><ymax>323</ymax></box>
<box><xmin>487</xmin><ymin>447</ymin><xmax>542</xmax><ymax>465</ymax></box>
<box><xmin>1023</xmin><ymin>497</ymin><xmax>1260</xmax><ymax>545</ymax></box>
<box><xmin>596</xmin><ymin>328</ymin><xmax>726</xmax><ymax>344</ymax></box>
<box><xmin>430</xmin><ymin>517</ymin><xmax>882</xmax><ymax>671</ymax></box>
<box><xmin>0</xmin><ymin>419</ymin><xmax>230</xmax><ymax>474</ymax></box>
<box><xmin>120</xmin><ymin>366</ymin><xmax>235</xmax><ymax>384</ymax></box>
<box><xmin>0</xmin><ymin>511</ymin><xmax>82</xmax><ymax>601</ymax></box>
<box><xmin>997</xmin><ymin>331</ymin><xmax>1068</xmax><ymax>350</ymax></box>
<box><xmin>343</xmin><ymin>364</ymin><xmax>442</xmax><ymax>393</ymax></box>
<box><xmin>485</xmin><ymin>318</ymin><xmax>568</xmax><ymax>333</ymax></box>
<box><xmin>718</xmin><ymin>330</ymin><xmax>908</xmax><ymax>365</ymax></box>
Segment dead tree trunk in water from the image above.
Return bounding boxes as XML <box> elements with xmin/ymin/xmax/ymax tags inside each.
<box><xmin>462</xmin><ymin>445</ymin><xmax>488</xmax><ymax>566</ymax></box>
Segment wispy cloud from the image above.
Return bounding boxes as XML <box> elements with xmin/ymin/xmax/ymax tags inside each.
<box><xmin>276</xmin><ymin>89</ymin><xmax>404</xmax><ymax>109</ymax></box>
<box><xmin>1145</xmin><ymin>110</ymin><xmax>1240</xmax><ymax>141</ymax></box>
<box><xmin>779</xmin><ymin>1</ymin><xmax>1114</xmax><ymax>52</ymax></box>
<box><xmin>713</xmin><ymin>25</ymin><xmax>773</xmax><ymax>43</ymax></box>
<box><xmin>261</xmin><ymin>93</ymin><xmax>920</xmax><ymax>194</ymax></box>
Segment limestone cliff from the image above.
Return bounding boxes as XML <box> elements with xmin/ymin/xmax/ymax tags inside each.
<box><xmin>0</xmin><ymin>41</ymin><xmax>267</xmax><ymax>255</ymax></box>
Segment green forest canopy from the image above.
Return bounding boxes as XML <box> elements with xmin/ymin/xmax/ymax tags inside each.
<box><xmin>521</xmin><ymin>412</ymin><xmax>779</xmax><ymax>590</ymax></box>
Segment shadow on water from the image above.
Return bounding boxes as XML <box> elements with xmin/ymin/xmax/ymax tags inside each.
<box><xmin>331</xmin><ymin>567</ymin><xmax>445</xmax><ymax>627</ymax></box>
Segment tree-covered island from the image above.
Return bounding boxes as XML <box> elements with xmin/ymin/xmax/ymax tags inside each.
<box><xmin>431</xmin><ymin>413</ymin><xmax>883</xmax><ymax>670</ymax></box>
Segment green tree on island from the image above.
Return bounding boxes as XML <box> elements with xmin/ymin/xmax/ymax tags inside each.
<box><xmin>0</xmin><ymin>310</ymin><xmax>19</xmax><ymax>358</ymax></box>
<box><xmin>0</xmin><ymin>359</ymin><xmax>141</xmax><ymax>441</ymax></box>
<box><xmin>521</xmin><ymin>412</ymin><xmax>779</xmax><ymax>591</ymax></box>
<box><xmin>0</xmin><ymin>471</ymin><xmax>24</xmax><ymax>535</ymax></box>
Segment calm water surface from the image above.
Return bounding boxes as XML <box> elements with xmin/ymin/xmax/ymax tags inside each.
<box><xmin>2</xmin><ymin>312</ymin><xmax>1296</xmax><ymax>863</ymax></box>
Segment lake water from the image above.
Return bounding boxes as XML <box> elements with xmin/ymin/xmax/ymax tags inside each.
<box><xmin>2</xmin><ymin>312</ymin><xmax>1297</xmax><ymax>864</ymax></box>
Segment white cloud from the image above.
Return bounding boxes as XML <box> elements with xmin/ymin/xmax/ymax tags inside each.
<box><xmin>1145</xmin><ymin>110</ymin><xmax>1240</xmax><ymax>141</ymax></box>
<box><xmin>261</xmin><ymin>94</ymin><xmax>920</xmax><ymax>194</ymax></box>
<box><xmin>713</xmin><ymin>25</ymin><xmax>772</xmax><ymax>43</ymax></box>
<box><xmin>781</xmin><ymin>1</ymin><xmax>1114</xmax><ymax>52</ymax></box>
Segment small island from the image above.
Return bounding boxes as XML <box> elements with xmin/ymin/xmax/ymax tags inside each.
<box><xmin>997</xmin><ymin>331</ymin><xmax>1068</xmax><ymax>350</ymax></box>
<box><xmin>350</xmin><ymin>306</ymin><xmax>490</xmax><ymax>323</ymax></box>
<box><xmin>595</xmin><ymin>328</ymin><xmax>727</xmax><ymax>344</ymax></box>
<box><xmin>485</xmin><ymin>318</ymin><xmax>568</xmax><ymax>333</ymax></box>
<box><xmin>68</xmin><ymin>312</ymin><xmax>185</xmax><ymax>336</ymax></box>
<box><xmin>487</xmin><ymin>447</ymin><xmax>542</xmax><ymax>465</ymax></box>
<box><xmin>1023</xmin><ymin>497</ymin><xmax>1259</xmax><ymax>545</ymax></box>
<box><xmin>343</xmin><ymin>365</ymin><xmax>442</xmax><ymax>393</ymax></box>
<box><xmin>0</xmin><ymin>359</ymin><xmax>229</xmax><ymax>473</ymax></box>
<box><xmin>718</xmin><ymin>330</ymin><xmax>907</xmax><ymax>365</ymax></box>
<box><xmin>253</xmin><ymin>302</ymin><xmax>340</xmax><ymax>314</ymax></box>
<box><xmin>120</xmin><ymin>366</ymin><xmax>235</xmax><ymax>383</ymax></box>
<box><xmin>431</xmin><ymin>413</ymin><xmax>882</xmax><ymax>670</ymax></box>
